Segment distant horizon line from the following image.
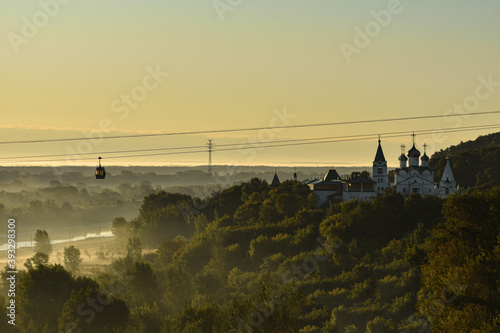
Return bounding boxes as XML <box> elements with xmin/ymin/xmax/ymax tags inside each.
<box><xmin>1</xmin><ymin>163</ymin><xmax>391</xmax><ymax>169</ymax></box>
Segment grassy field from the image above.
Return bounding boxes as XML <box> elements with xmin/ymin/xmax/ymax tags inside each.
<box><xmin>0</xmin><ymin>236</ymin><xmax>119</xmax><ymax>275</ymax></box>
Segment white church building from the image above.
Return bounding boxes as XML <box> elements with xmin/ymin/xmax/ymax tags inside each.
<box><xmin>435</xmin><ymin>158</ymin><xmax>458</xmax><ymax>197</ymax></box>
<box><xmin>393</xmin><ymin>138</ymin><xmax>458</xmax><ymax>198</ymax></box>
<box><xmin>306</xmin><ymin>136</ymin><xmax>459</xmax><ymax>204</ymax></box>
<box><xmin>394</xmin><ymin>142</ymin><xmax>435</xmax><ymax>196</ymax></box>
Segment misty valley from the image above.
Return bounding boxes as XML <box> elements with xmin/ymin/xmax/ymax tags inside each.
<box><xmin>0</xmin><ymin>159</ymin><xmax>499</xmax><ymax>332</ymax></box>
<box><xmin>0</xmin><ymin>166</ymin><xmax>327</xmax><ymax>245</ymax></box>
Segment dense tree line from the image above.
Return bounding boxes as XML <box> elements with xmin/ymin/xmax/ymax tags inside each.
<box><xmin>417</xmin><ymin>188</ymin><xmax>500</xmax><ymax>332</ymax></box>
<box><xmin>1</xmin><ymin>178</ymin><xmax>499</xmax><ymax>332</ymax></box>
<box><xmin>431</xmin><ymin>131</ymin><xmax>500</xmax><ymax>188</ymax></box>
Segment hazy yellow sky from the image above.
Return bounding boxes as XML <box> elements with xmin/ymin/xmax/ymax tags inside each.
<box><xmin>1</xmin><ymin>0</ymin><xmax>500</xmax><ymax>167</ymax></box>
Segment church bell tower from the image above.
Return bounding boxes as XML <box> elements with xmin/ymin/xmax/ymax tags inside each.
<box><xmin>373</xmin><ymin>136</ymin><xmax>388</xmax><ymax>193</ymax></box>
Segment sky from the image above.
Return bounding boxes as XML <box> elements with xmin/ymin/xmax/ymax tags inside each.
<box><xmin>1</xmin><ymin>0</ymin><xmax>500</xmax><ymax>167</ymax></box>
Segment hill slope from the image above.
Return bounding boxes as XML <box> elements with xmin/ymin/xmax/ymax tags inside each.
<box><xmin>430</xmin><ymin>131</ymin><xmax>500</xmax><ymax>187</ymax></box>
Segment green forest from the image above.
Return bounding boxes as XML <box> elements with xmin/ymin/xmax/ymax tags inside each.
<box><xmin>2</xmin><ymin>177</ymin><xmax>499</xmax><ymax>332</ymax></box>
<box><xmin>431</xmin><ymin>131</ymin><xmax>500</xmax><ymax>188</ymax></box>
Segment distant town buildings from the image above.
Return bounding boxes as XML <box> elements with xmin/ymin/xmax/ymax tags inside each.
<box><xmin>294</xmin><ymin>137</ymin><xmax>459</xmax><ymax>205</ymax></box>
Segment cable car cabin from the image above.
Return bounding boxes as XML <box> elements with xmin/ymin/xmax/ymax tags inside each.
<box><xmin>95</xmin><ymin>157</ymin><xmax>106</xmax><ymax>179</ymax></box>
<box><xmin>95</xmin><ymin>166</ymin><xmax>106</xmax><ymax>179</ymax></box>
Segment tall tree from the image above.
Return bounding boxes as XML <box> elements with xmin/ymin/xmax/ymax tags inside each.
<box><xmin>24</xmin><ymin>252</ymin><xmax>49</xmax><ymax>270</ymax></box>
<box><xmin>127</xmin><ymin>237</ymin><xmax>142</xmax><ymax>261</ymax></box>
<box><xmin>33</xmin><ymin>229</ymin><xmax>52</xmax><ymax>257</ymax></box>
<box><xmin>18</xmin><ymin>265</ymin><xmax>74</xmax><ymax>332</ymax></box>
<box><xmin>112</xmin><ymin>216</ymin><xmax>129</xmax><ymax>250</ymax></box>
<box><xmin>58</xmin><ymin>287</ymin><xmax>129</xmax><ymax>333</ymax></box>
<box><xmin>63</xmin><ymin>245</ymin><xmax>83</xmax><ymax>273</ymax></box>
<box><xmin>125</xmin><ymin>262</ymin><xmax>160</xmax><ymax>307</ymax></box>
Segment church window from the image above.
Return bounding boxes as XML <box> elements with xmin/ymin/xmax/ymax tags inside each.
<box><xmin>445</xmin><ymin>188</ymin><xmax>450</xmax><ymax>195</ymax></box>
<box><xmin>377</xmin><ymin>167</ymin><xmax>383</xmax><ymax>174</ymax></box>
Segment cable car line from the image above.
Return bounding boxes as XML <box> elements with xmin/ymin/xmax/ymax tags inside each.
<box><xmin>0</xmin><ymin>144</ymin><xmax>208</xmax><ymax>160</ymax></box>
<box><xmin>2</xmin><ymin>123</ymin><xmax>499</xmax><ymax>164</ymax></box>
<box><xmin>0</xmin><ymin>110</ymin><xmax>499</xmax><ymax>145</ymax></box>
<box><xmin>1</xmin><ymin>123</ymin><xmax>499</xmax><ymax>161</ymax></box>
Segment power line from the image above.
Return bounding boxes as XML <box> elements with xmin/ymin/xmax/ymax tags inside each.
<box><xmin>3</xmin><ymin>124</ymin><xmax>500</xmax><ymax>163</ymax></box>
<box><xmin>2</xmin><ymin>123</ymin><xmax>499</xmax><ymax>161</ymax></box>
<box><xmin>0</xmin><ymin>144</ymin><xmax>208</xmax><ymax>160</ymax></box>
<box><xmin>1</xmin><ymin>110</ymin><xmax>499</xmax><ymax>145</ymax></box>
<box><xmin>2</xmin><ymin>123</ymin><xmax>499</xmax><ymax>164</ymax></box>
